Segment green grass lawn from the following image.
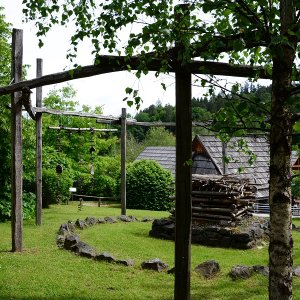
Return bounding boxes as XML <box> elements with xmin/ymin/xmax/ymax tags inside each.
<box><xmin>0</xmin><ymin>203</ymin><xmax>300</xmax><ymax>299</ymax></box>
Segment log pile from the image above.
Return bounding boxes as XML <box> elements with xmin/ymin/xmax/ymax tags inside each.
<box><xmin>192</xmin><ymin>174</ymin><xmax>257</xmax><ymax>224</ymax></box>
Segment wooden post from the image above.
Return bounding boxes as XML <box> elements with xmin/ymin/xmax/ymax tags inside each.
<box><xmin>11</xmin><ymin>29</ymin><xmax>23</xmax><ymax>252</ymax></box>
<box><xmin>222</xmin><ymin>141</ymin><xmax>228</xmax><ymax>175</ymax></box>
<box><xmin>174</xmin><ymin>5</ymin><xmax>192</xmax><ymax>300</ymax></box>
<box><xmin>121</xmin><ymin>108</ymin><xmax>127</xmax><ymax>215</ymax></box>
<box><xmin>36</xmin><ymin>58</ymin><xmax>43</xmax><ymax>225</ymax></box>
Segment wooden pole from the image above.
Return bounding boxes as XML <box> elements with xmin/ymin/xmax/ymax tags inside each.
<box><xmin>11</xmin><ymin>29</ymin><xmax>23</xmax><ymax>252</ymax></box>
<box><xmin>47</xmin><ymin>126</ymin><xmax>117</xmax><ymax>132</ymax></box>
<box><xmin>174</xmin><ymin>4</ymin><xmax>192</xmax><ymax>300</ymax></box>
<box><xmin>222</xmin><ymin>141</ymin><xmax>228</xmax><ymax>175</ymax></box>
<box><xmin>34</xmin><ymin>107</ymin><xmax>119</xmax><ymax>120</ymax></box>
<box><xmin>96</xmin><ymin>118</ymin><xmax>210</xmax><ymax>127</ymax></box>
<box><xmin>35</xmin><ymin>58</ymin><xmax>43</xmax><ymax>225</ymax></box>
<box><xmin>121</xmin><ymin>108</ymin><xmax>127</xmax><ymax>216</ymax></box>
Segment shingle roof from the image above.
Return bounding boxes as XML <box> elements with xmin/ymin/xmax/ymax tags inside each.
<box><xmin>136</xmin><ymin>136</ymin><xmax>299</xmax><ymax>201</ymax></box>
<box><xmin>193</xmin><ymin>135</ymin><xmax>270</xmax><ymax>199</ymax></box>
<box><xmin>136</xmin><ymin>146</ymin><xmax>176</xmax><ymax>176</ymax></box>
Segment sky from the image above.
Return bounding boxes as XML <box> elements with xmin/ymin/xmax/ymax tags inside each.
<box><xmin>2</xmin><ymin>0</ymin><xmax>179</xmax><ymax>117</ymax></box>
<box><xmin>1</xmin><ymin>1</ymin><xmax>269</xmax><ymax>117</ymax></box>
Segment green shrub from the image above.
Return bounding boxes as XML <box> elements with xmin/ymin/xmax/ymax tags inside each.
<box><xmin>73</xmin><ymin>156</ymin><xmax>120</xmax><ymax>197</ymax></box>
<box><xmin>292</xmin><ymin>173</ymin><xmax>300</xmax><ymax>198</ymax></box>
<box><xmin>42</xmin><ymin>168</ymin><xmax>75</xmax><ymax>207</ymax></box>
<box><xmin>92</xmin><ymin>156</ymin><xmax>120</xmax><ymax>197</ymax></box>
<box><xmin>22</xmin><ymin>192</ymin><xmax>36</xmax><ymax>220</ymax></box>
<box><xmin>93</xmin><ymin>175</ymin><xmax>117</xmax><ymax>197</ymax></box>
<box><xmin>126</xmin><ymin>160</ymin><xmax>173</xmax><ymax>211</ymax></box>
<box><xmin>0</xmin><ymin>191</ymin><xmax>36</xmax><ymax>222</ymax></box>
<box><xmin>0</xmin><ymin>198</ymin><xmax>11</xmax><ymax>222</ymax></box>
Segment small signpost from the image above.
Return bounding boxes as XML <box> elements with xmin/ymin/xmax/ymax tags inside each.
<box><xmin>69</xmin><ymin>187</ymin><xmax>77</xmax><ymax>204</ymax></box>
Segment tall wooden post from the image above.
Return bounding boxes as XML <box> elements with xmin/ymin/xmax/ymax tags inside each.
<box><xmin>121</xmin><ymin>108</ymin><xmax>127</xmax><ymax>215</ymax></box>
<box><xmin>174</xmin><ymin>5</ymin><xmax>192</xmax><ymax>300</ymax></box>
<box><xmin>11</xmin><ymin>29</ymin><xmax>23</xmax><ymax>252</ymax></box>
<box><xmin>222</xmin><ymin>142</ymin><xmax>228</xmax><ymax>175</ymax></box>
<box><xmin>35</xmin><ymin>58</ymin><xmax>43</xmax><ymax>225</ymax></box>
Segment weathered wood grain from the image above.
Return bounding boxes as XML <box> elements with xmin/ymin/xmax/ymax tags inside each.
<box><xmin>35</xmin><ymin>58</ymin><xmax>43</xmax><ymax>225</ymax></box>
<box><xmin>11</xmin><ymin>29</ymin><xmax>23</xmax><ymax>252</ymax></box>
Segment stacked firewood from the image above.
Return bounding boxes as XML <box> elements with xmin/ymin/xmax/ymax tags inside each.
<box><xmin>192</xmin><ymin>174</ymin><xmax>257</xmax><ymax>224</ymax></box>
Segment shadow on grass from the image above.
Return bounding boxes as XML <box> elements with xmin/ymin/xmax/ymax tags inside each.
<box><xmin>0</xmin><ymin>249</ymin><xmax>12</xmax><ymax>253</ymax></box>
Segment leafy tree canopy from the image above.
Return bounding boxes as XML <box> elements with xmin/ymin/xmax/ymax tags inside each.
<box><xmin>22</xmin><ymin>0</ymin><xmax>299</xmax><ymax>75</ymax></box>
<box><xmin>43</xmin><ymin>84</ymin><xmax>78</xmax><ymax>111</ymax></box>
<box><xmin>22</xmin><ymin>0</ymin><xmax>291</xmax><ymax>105</ymax></box>
<box><xmin>0</xmin><ymin>7</ymin><xmax>12</xmax><ymax>192</ymax></box>
<box><xmin>0</xmin><ymin>7</ymin><xmax>11</xmax><ymax>86</ymax></box>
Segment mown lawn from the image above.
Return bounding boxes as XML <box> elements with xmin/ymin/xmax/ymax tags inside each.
<box><xmin>0</xmin><ymin>203</ymin><xmax>300</xmax><ymax>300</ymax></box>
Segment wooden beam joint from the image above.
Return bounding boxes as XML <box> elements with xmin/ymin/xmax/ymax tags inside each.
<box><xmin>20</xmin><ymin>87</ymin><xmax>36</xmax><ymax>120</ymax></box>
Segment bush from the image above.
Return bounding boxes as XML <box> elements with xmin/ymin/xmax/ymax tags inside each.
<box><xmin>0</xmin><ymin>191</ymin><xmax>36</xmax><ymax>222</ymax></box>
<box><xmin>126</xmin><ymin>160</ymin><xmax>173</xmax><ymax>211</ymax></box>
<box><xmin>23</xmin><ymin>192</ymin><xmax>36</xmax><ymax>220</ymax></box>
<box><xmin>93</xmin><ymin>156</ymin><xmax>120</xmax><ymax>197</ymax></box>
<box><xmin>73</xmin><ymin>156</ymin><xmax>120</xmax><ymax>197</ymax></box>
<box><xmin>292</xmin><ymin>173</ymin><xmax>300</xmax><ymax>198</ymax></box>
<box><xmin>42</xmin><ymin>168</ymin><xmax>75</xmax><ymax>207</ymax></box>
<box><xmin>0</xmin><ymin>198</ymin><xmax>11</xmax><ymax>222</ymax></box>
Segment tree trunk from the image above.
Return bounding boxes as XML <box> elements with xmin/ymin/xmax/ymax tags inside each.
<box><xmin>269</xmin><ymin>61</ymin><xmax>293</xmax><ymax>300</ymax></box>
<box><xmin>269</xmin><ymin>2</ymin><xmax>296</xmax><ymax>299</ymax></box>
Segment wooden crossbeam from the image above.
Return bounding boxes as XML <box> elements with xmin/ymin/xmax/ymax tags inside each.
<box><xmin>96</xmin><ymin>118</ymin><xmax>210</xmax><ymax>127</ymax></box>
<box><xmin>129</xmin><ymin>121</ymin><xmax>175</xmax><ymax>126</ymax></box>
<box><xmin>33</xmin><ymin>107</ymin><xmax>119</xmax><ymax>120</ymax></box>
<box><xmin>48</xmin><ymin>126</ymin><xmax>117</xmax><ymax>132</ymax></box>
<box><xmin>0</xmin><ymin>56</ymin><xmax>271</xmax><ymax>96</ymax></box>
<box><xmin>96</xmin><ymin>119</ymin><xmax>176</xmax><ymax>126</ymax></box>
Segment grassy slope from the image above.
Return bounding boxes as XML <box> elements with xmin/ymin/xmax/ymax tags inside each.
<box><xmin>0</xmin><ymin>203</ymin><xmax>299</xmax><ymax>300</ymax></box>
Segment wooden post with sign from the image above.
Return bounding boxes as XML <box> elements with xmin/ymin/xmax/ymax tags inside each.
<box><xmin>36</xmin><ymin>58</ymin><xmax>43</xmax><ymax>225</ymax></box>
<box><xmin>11</xmin><ymin>29</ymin><xmax>23</xmax><ymax>252</ymax></box>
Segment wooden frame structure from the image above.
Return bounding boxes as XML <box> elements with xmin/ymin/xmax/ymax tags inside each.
<box><xmin>0</xmin><ymin>18</ymin><xmax>272</xmax><ymax>299</ymax></box>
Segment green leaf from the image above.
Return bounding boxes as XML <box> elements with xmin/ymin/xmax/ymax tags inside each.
<box><xmin>38</xmin><ymin>39</ymin><xmax>44</xmax><ymax>48</ymax></box>
<box><xmin>184</xmin><ymin>159</ymin><xmax>193</xmax><ymax>167</ymax></box>
<box><xmin>125</xmin><ymin>87</ymin><xmax>133</xmax><ymax>94</ymax></box>
<box><xmin>69</xmin><ymin>69</ymin><xmax>75</xmax><ymax>78</ymax></box>
<box><xmin>293</xmin><ymin>121</ymin><xmax>300</xmax><ymax>132</ymax></box>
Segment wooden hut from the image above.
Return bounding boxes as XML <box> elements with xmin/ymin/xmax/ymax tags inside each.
<box><xmin>136</xmin><ymin>135</ymin><xmax>299</xmax><ymax>204</ymax></box>
<box><xmin>192</xmin><ymin>135</ymin><xmax>270</xmax><ymax>201</ymax></box>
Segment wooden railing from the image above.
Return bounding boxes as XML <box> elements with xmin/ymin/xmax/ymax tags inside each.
<box><xmin>253</xmin><ymin>203</ymin><xmax>300</xmax><ymax>216</ymax></box>
<box><xmin>72</xmin><ymin>194</ymin><xmax>116</xmax><ymax>207</ymax></box>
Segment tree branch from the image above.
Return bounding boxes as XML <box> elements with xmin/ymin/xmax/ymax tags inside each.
<box><xmin>20</xmin><ymin>87</ymin><xmax>36</xmax><ymax>120</ymax></box>
<box><xmin>188</xmin><ymin>30</ymin><xmax>268</xmax><ymax>58</ymax></box>
<box><xmin>288</xmin><ymin>84</ymin><xmax>300</xmax><ymax>96</ymax></box>
<box><xmin>260</xmin><ymin>6</ymin><xmax>271</xmax><ymax>41</ymax></box>
<box><xmin>235</xmin><ymin>0</ymin><xmax>263</xmax><ymax>25</ymax></box>
<box><xmin>200</xmin><ymin>122</ymin><xmax>270</xmax><ymax>134</ymax></box>
<box><xmin>292</xmin><ymin>112</ymin><xmax>300</xmax><ymax>122</ymax></box>
<box><xmin>193</xmin><ymin>74</ymin><xmax>271</xmax><ymax>114</ymax></box>
<box><xmin>296</xmin><ymin>10</ymin><xmax>300</xmax><ymax>24</ymax></box>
